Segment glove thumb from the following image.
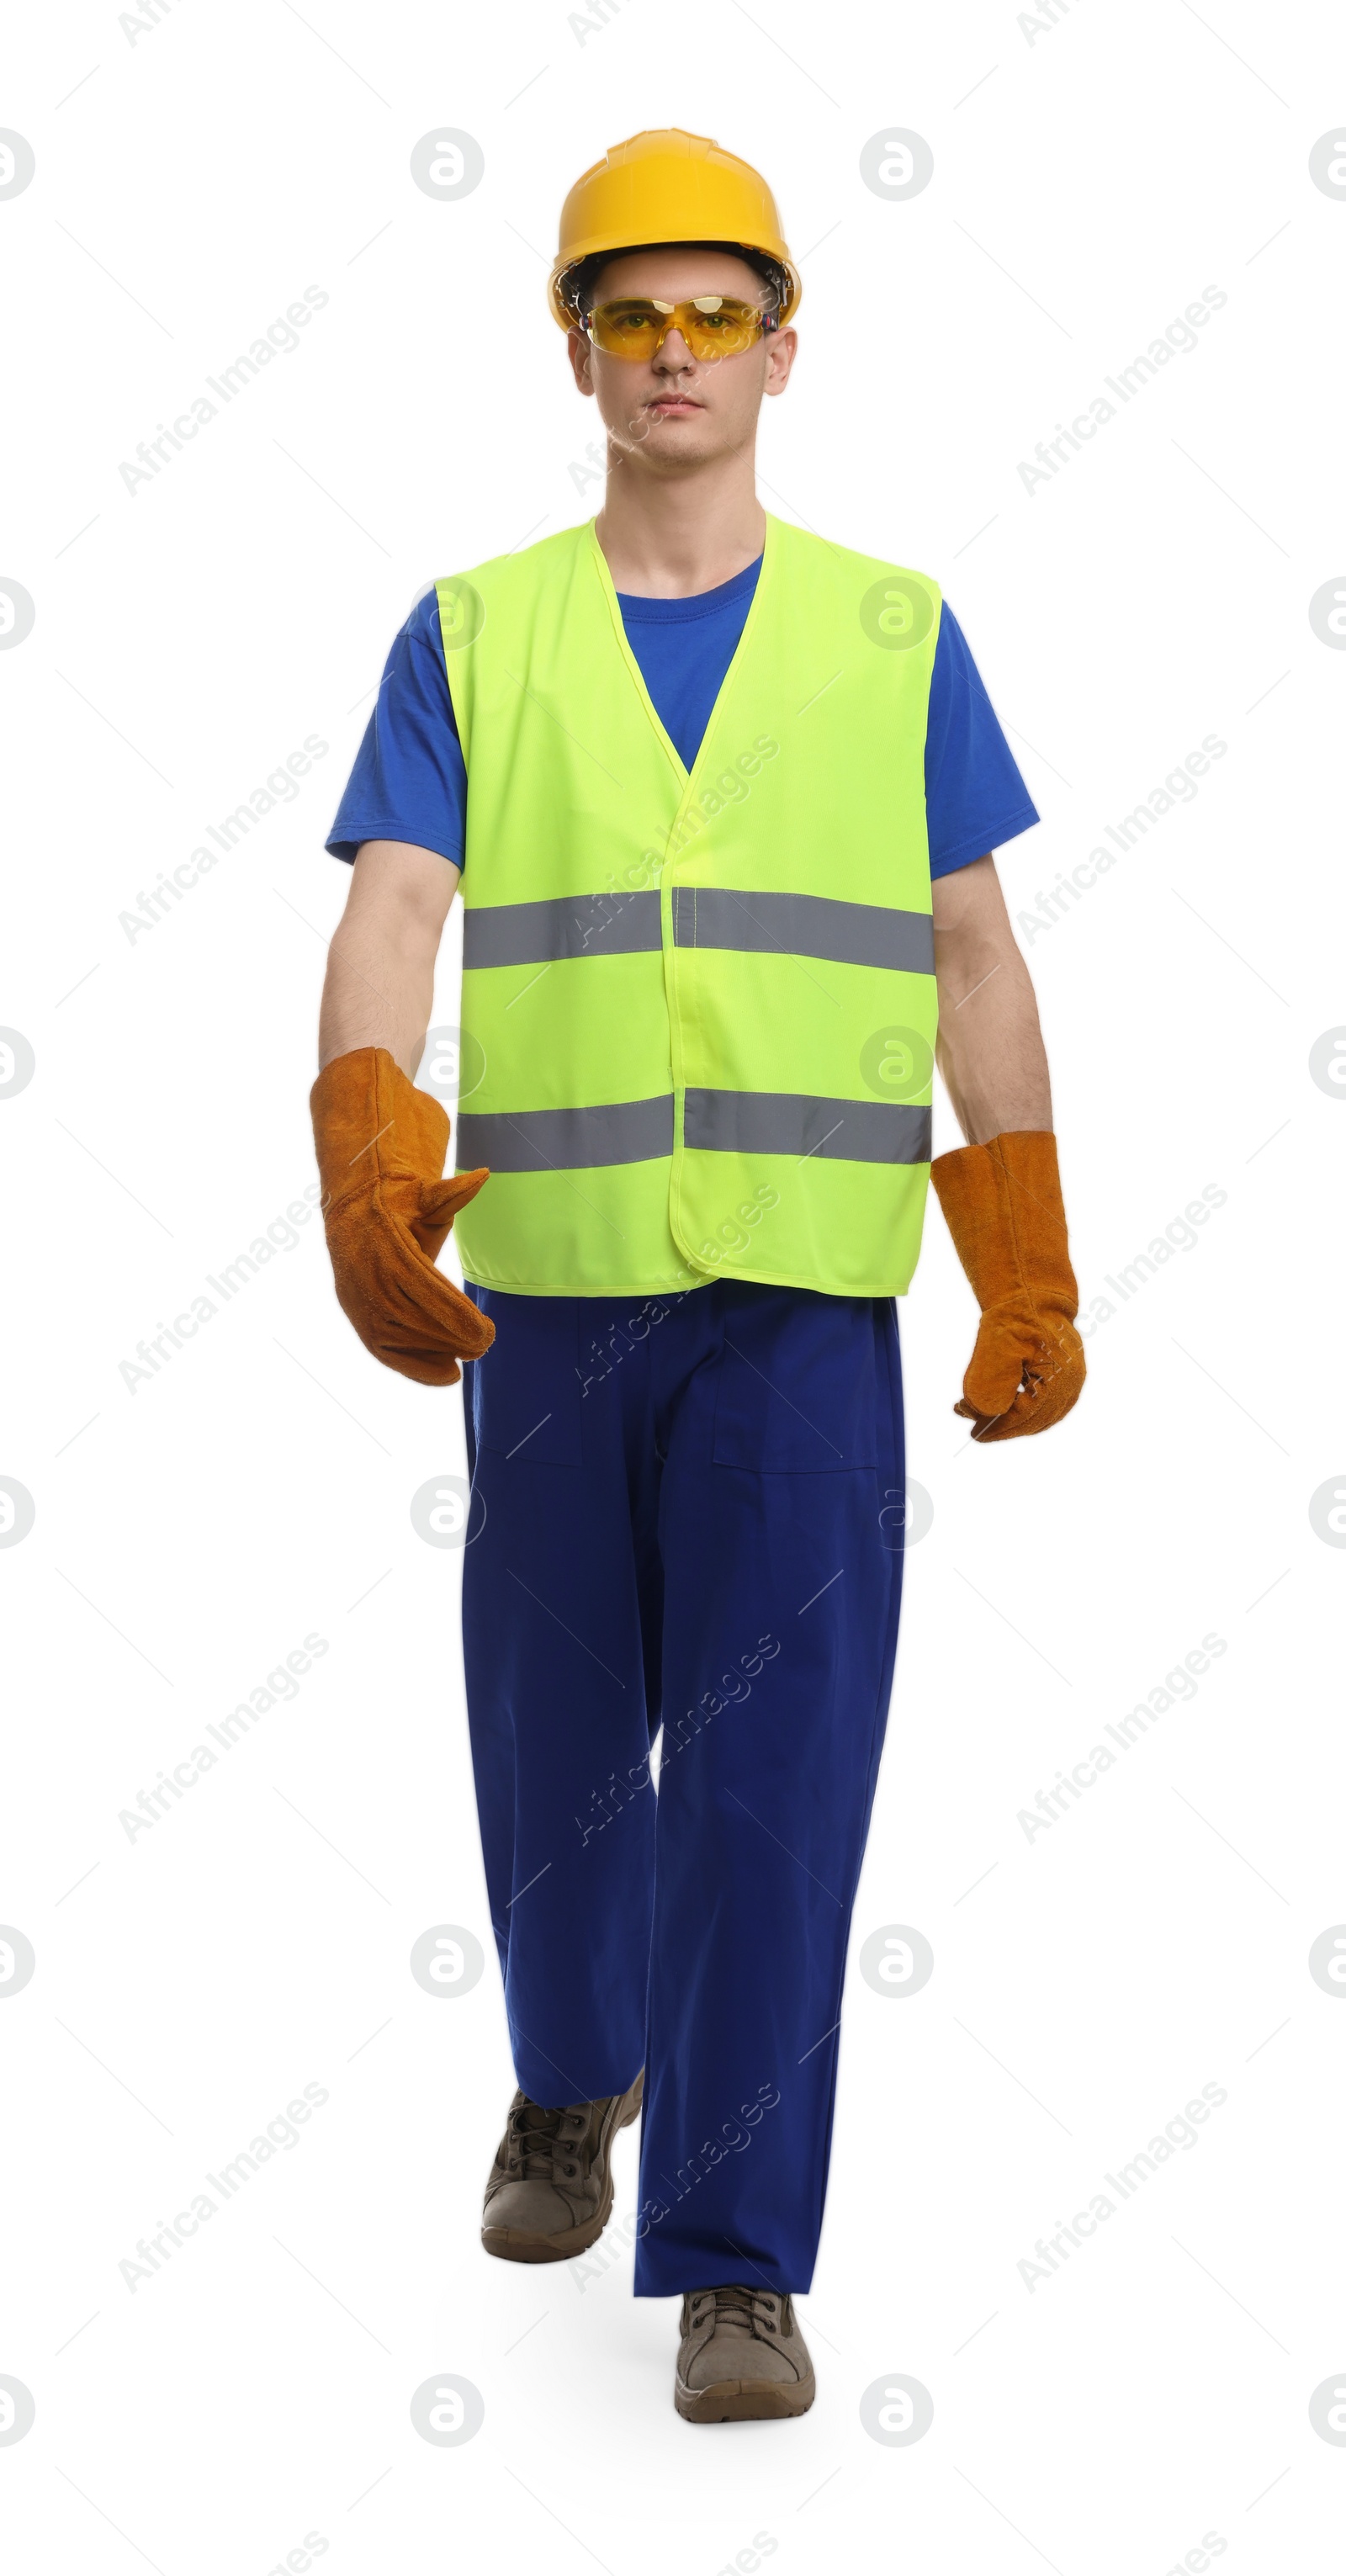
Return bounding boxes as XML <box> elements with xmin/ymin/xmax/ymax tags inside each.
<box><xmin>411</xmin><ymin>1166</ymin><xmax>490</xmax><ymax>1262</ymax></box>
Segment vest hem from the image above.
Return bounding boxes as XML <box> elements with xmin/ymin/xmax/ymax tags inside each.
<box><xmin>461</xmin><ymin>1271</ymin><xmax>713</xmax><ymax>1298</ymax></box>
<box><xmin>460</xmin><ymin>1265</ymin><xmax>911</xmax><ymax>1299</ymax></box>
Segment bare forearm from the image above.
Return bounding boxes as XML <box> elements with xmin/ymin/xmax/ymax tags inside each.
<box><xmin>317</xmin><ymin>840</ymin><xmax>458</xmax><ymax>1077</ymax></box>
<box><xmin>318</xmin><ymin>921</ymin><xmax>436</xmax><ymax>1077</ymax></box>
<box><xmin>933</xmin><ymin>855</ymin><xmax>1053</xmax><ymax>1145</ymax></box>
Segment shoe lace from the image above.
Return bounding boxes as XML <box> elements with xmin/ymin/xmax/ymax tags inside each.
<box><xmin>505</xmin><ymin>2099</ymin><xmax>590</xmax><ymax>2182</ymax></box>
<box><xmin>689</xmin><ymin>2284</ymin><xmax>786</xmax><ymax>2340</ymax></box>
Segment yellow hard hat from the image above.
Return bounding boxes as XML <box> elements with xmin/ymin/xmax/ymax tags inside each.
<box><xmin>549</xmin><ymin>127</ymin><xmax>801</xmax><ymax>330</ymax></box>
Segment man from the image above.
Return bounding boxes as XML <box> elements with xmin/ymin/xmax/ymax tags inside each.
<box><xmin>311</xmin><ymin>129</ymin><xmax>1084</xmax><ymax>2425</ymax></box>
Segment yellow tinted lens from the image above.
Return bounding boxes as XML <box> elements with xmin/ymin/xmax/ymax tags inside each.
<box><xmin>683</xmin><ymin>297</ymin><xmax>762</xmax><ymax>358</ymax></box>
<box><xmin>589</xmin><ymin>300</ymin><xmax>663</xmax><ymax>355</ymax></box>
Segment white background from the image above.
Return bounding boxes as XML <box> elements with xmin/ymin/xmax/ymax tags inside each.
<box><xmin>3</xmin><ymin>3</ymin><xmax>1343</xmax><ymax>2570</ymax></box>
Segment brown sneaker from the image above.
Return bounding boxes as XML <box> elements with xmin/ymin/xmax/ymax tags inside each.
<box><xmin>675</xmin><ymin>2284</ymin><xmax>816</xmax><ymax>2423</ymax></box>
<box><xmin>480</xmin><ymin>2071</ymin><xmax>643</xmax><ymax>2264</ymax></box>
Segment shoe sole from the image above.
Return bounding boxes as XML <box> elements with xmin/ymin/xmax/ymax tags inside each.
<box><xmin>675</xmin><ymin>2371</ymin><xmax>816</xmax><ymax>2425</ymax></box>
<box><xmin>480</xmin><ymin>2074</ymin><xmax>643</xmax><ymax>2266</ymax></box>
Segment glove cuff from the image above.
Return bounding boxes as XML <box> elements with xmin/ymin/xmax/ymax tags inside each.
<box><xmin>310</xmin><ymin>1047</ymin><xmax>451</xmax><ymax>1217</ymax></box>
<box><xmin>930</xmin><ymin>1129</ymin><xmax>1078</xmax><ymax>1317</ymax></box>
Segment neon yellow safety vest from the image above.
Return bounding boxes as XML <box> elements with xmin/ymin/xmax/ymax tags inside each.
<box><xmin>439</xmin><ymin>515</ymin><xmax>941</xmax><ymax>1300</ymax></box>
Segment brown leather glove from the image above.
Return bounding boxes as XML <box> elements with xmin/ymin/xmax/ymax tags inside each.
<box><xmin>310</xmin><ymin>1046</ymin><xmax>494</xmax><ymax>1386</ymax></box>
<box><xmin>930</xmin><ymin>1129</ymin><xmax>1084</xmax><ymax>1442</ymax></box>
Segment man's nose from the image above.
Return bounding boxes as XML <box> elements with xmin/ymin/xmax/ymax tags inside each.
<box><xmin>653</xmin><ymin>326</ymin><xmax>696</xmax><ymax>368</ymax></box>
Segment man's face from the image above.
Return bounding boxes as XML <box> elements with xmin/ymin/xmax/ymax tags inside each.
<box><xmin>567</xmin><ymin>246</ymin><xmax>796</xmax><ymax>473</ymax></box>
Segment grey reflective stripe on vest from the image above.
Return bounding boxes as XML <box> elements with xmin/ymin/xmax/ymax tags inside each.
<box><xmin>456</xmin><ymin>1095</ymin><xmax>673</xmax><ymax>1173</ymax></box>
<box><xmin>464</xmin><ymin>890</ymin><xmax>660</xmax><ymax>967</ymax></box>
<box><xmin>464</xmin><ymin>887</ymin><xmax>935</xmax><ymax>973</ymax></box>
<box><xmin>684</xmin><ymin>1089</ymin><xmax>932</xmax><ymax>1165</ymax></box>
<box><xmin>670</xmin><ymin>886</ymin><xmax>935</xmax><ymax>975</ymax></box>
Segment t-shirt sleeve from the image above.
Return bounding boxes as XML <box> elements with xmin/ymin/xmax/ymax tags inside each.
<box><xmin>326</xmin><ymin>589</ymin><xmax>468</xmax><ymax>868</ymax></box>
<box><xmin>925</xmin><ymin>603</ymin><xmax>1040</xmax><ymax>880</ymax></box>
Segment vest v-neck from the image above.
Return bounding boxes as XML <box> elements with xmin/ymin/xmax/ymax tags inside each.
<box><xmin>586</xmin><ymin>517</ymin><xmax>776</xmax><ymax>791</ymax></box>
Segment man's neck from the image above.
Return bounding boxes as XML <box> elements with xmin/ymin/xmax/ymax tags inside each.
<box><xmin>594</xmin><ymin>454</ymin><xmax>766</xmax><ymax>598</ymax></box>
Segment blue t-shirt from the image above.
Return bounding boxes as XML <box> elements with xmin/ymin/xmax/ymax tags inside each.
<box><xmin>327</xmin><ymin>554</ymin><xmax>1037</xmax><ymax>878</ymax></box>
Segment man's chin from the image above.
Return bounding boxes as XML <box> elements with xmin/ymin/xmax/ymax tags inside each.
<box><xmin>635</xmin><ymin>415</ymin><xmax>720</xmax><ymax>458</ymax></box>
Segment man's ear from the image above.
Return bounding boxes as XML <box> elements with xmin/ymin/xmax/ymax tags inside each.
<box><xmin>765</xmin><ymin>326</ymin><xmax>798</xmax><ymax>397</ymax></box>
<box><xmin>567</xmin><ymin>326</ymin><xmax>595</xmax><ymax>395</ymax></box>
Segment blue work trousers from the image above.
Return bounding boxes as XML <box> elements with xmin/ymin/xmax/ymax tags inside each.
<box><xmin>462</xmin><ymin>1276</ymin><xmax>904</xmax><ymax>2294</ymax></box>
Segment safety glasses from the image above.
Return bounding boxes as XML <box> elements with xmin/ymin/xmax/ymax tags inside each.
<box><xmin>585</xmin><ymin>294</ymin><xmax>776</xmax><ymax>361</ymax></box>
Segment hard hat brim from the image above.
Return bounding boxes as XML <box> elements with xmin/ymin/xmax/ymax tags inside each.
<box><xmin>549</xmin><ymin>237</ymin><xmax>802</xmax><ymax>331</ymax></box>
